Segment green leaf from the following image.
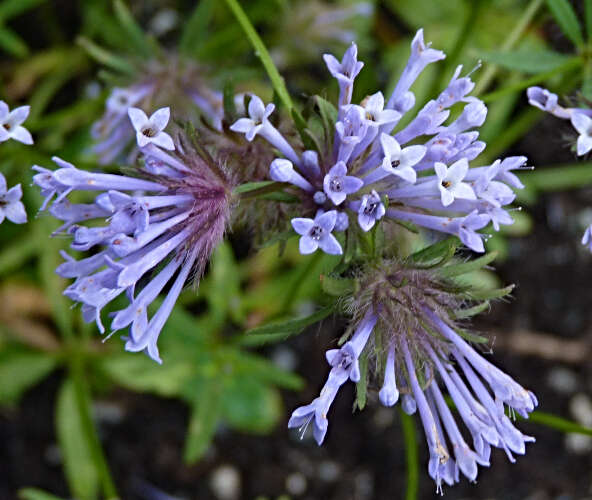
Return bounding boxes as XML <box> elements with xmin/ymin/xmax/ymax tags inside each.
<box><xmin>113</xmin><ymin>0</ymin><xmax>151</xmax><ymax>58</ymax></box>
<box><xmin>207</xmin><ymin>242</ymin><xmax>242</xmax><ymax>323</ymax></box>
<box><xmin>452</xmin><ymin>301</ymin><xmax>490</xmax><ymax>319</ymax></box>
<box><xmin>517</xmin><ymin>163</ymin><xmax>592</xmax><ymax>196</ymax></box>
<box><xmin>320</xmin><ymin>274</ymin><xmax>355</xmax><ymax>297</ymax></box>
<box><xmin>180</xmin><ymin>0</ymin><xmax>215</xmax><ymax>55</ymax></box>
<box><xmin>0</xmin><ymin>233</ymin><xmax>37</xmax><ymax>277</ymax></box>
<box><xmin>400</xmin><ymin>410</ymin><xmax>419</xmax><ymax>500</ymax></box>
<box><xmin>586</xmin><ymin>0</ymin><xmax>592</xmax><ymax>40</ymax></box>
<box><xmin>100</xmin><ymin>354</ymin><xmax>193</xmax><ymax>397</ymax></box>
<box><xmin>0</xmin><ymin>351</ymin><xmax>57</xmax><ymax>405</ymax></box>
<box><xmin>0</xmin><ymin>0</ymin><xmax>45</xmax><ymax>21</ymax></box>
<box><xmin>18</xmin><ymin>488</ymin><xmax>67</xmax><ymax>500</ymax></box>
<box><xmin>583</xmin><ymin>61</ymin><xmax>592</xmax><ymax>100</ymax></box>
<box><xmin>439</xmin><ymin>252</ymin><xmax>498</xmax><ymax>279</ymax></box>
<box><xmin>467</xmin><ymin>284</ymin><xmax>515</xmax><ymax>301</ymax></box>
<box><xmin>355</xmin><ymin>352</ymin><xmax>368</xmax><ymax>411</ymax></box>
<box><xmin>478</xmin><ymin>49</ymin><xmax>573</xmax><ymax>74</ymax></box>
<box><xmin>220</xmin><ymin>377</ymin><xmax>282</xmax><ymax>433</ymax></box>
<box><xmin>245</xmin><ymin>304</ymin><xmax>335</xmax><ymax>339</ymax></box>
<box><xmin>56</xmin><ymin>379</ymin><xmax>100</xmax><ymax>500</ymax></box>
<box><xmin>545</xmin><ymin>0</ymin><xmax>584</xmax><ymax>47</ymax></box>
<box><xmin>184</xmin><ymin>381</ymin><xmax>221</xmax><ymax>463</ymax></box>
<box><xmin>76</xmin><ymin>37</ymin><xmax>134</xmax><ymax>75</ymax></box>
<box><xmin>408</xmin><ymin>237</ymin><xmax>459</xmax><ymax>268</ymax></box>
<box><xmin>233</xmin><ymin>180</ymin><xmax>281</xmax><ymax>195</ymax></box>
<box><xmin>0</xmin><ymin>24</ymin><xmax>28</xmax><ymax>57</ymax></box>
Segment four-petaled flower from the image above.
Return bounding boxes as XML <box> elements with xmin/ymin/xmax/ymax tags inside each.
<box><xmin>128</xmin><ymin>107</ymin><xmax>175</xmax><ymax>150</ymax></box>
<box><xmin>435</xmin><ymin>159</ymin><xmax>476</xmax><ymax>206</ymax></box>
<box><xmin>0</xmin><ymin>173</ymin><xmax>26</xmax><ymax>224</ymax></box>
<box><xmin>323</xmin><ymin>162</ymin><xmax>363</xmax><ymax>205</ymax></box>
<box><xmin>380</xmin><ymin>133</ymin><xmax>425</xmax><ymax>184</ymax></box>
<box><xmin>291</xmin><ymin>211</ymin><xmax>343</xmax><ymax>255</ymax></box>
<box><xmin>0</xmin><ymin>102</ymin><xmax>33</xmax><ymax>145</ymax></box>
<box><xmin>230</xmin><ymin>95</ymin><xmax>275</xmax><ymax>142</ymax></box>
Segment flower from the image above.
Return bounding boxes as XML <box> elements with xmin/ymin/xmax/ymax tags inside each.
<box><xmin>0</xmin><ymin>101</ymin><xmax>33</xmax><ymax>145</ymax></box>
<box><xmin>0</xmin><ymin>173</ymin><xmax>26</xmax><ymax>224</ymax></box>
<box><xmin>527</xmin><ymin>86</ymin><xmax>592</xmax><ymax>156</ymax></box>
<box><xmin>33</xmin><ymin>117</ymin><xmax>233</xmax><ymax>363</ymax></box>
<box><xmin>232</xmin><ymin>31</ymin><xmax>525</xmax><ymax>255</ymax></box>
<box><xmin>128</xmin><ymin>107</ymin><xmax>174</xmax><ymax>150</ymax></box>
<box><xmin>291</xmin><ymin>210</ymin><xmax>343</xmax><ymax>255</ymax></box>
<box><xmin>288</xmin><ymin>259</ymin><xmax>536</xmax><ymax>491</ymax></box>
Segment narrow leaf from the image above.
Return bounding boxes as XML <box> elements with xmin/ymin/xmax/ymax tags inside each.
<box><xmin>528</xmin><ymin>410</ymin><xmax>592</xmax><ymax>435</ymax></box>
<box><xmin>439</xmin><ymin>252</ymin><xmax>498</xmax><ymax>278</ymax></box>
<box><xmin>0</xmin><ymin>351</ymin><xmax>57</xmax><ymax>404</ymax></box>
<box><xmin>77</xmin><ymin>37</ymin><xmax>134</xmax><ymax>75</ymax></box>
<box><xmin>180</xmin><ymin>0</ymin><xmax>215</xmax><ymax>54</ymax></box>
<box><xmin>478</xmin><ymin>49</ymin><xmax>573</xmax><ymax>74</ymax></box>
<box><xmin>0</xmin><ymin>24</ymin><xmax>28</xmax><ymax>57</ymax></box>
<box><xmin>246</xmin><ymin>304</ymin><xmax>335</xmax><ymax>337</ymax></box>
<box><xmin>56</xmin><ymin>379</ymin><xmax>100</xmax><ymax>500</ymax></box>
<box><xmin>545</xmin><ymin>0</ymin><xmax>584</xmax><ymax>46</ymax></box>
<box><xmin>18</xmin><ymin>488</ymin><xmax>66</xmax><ymax>500</ymax></box>
<box><xmin>184</xmin><ymin>382</ymin><xmax>221</xmax><ymax>463</ymax></box>
<box><xmin>113</xmin><ymin>0</ymin><xmax>151</xmax><ymax>57</ymax></box>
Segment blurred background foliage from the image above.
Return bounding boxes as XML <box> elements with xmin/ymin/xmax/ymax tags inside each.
<box><xmin>1</xmin><ymin>0</ymin><xmax>592</xmax><ymax>499</ymax></box>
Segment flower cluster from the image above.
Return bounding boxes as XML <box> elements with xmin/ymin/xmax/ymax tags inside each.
<box><xmin>231</xmin><ymin>31</ymin><xmax>527</xmax><ymax>255</ymax></box>
<box><xmin>289</xmin><ymin>259</ymin><xmax>537</xmax><ymax>492</ymax></box>
<box><xmin>34</xmin><ymin>108</ymin><xmax>232</xmax><ymax>362</ymax></box>
<box><xmin>527</xmin><ymin>86</ymin><xmax>592</xmax><ymax>157</ymax></box>
<box><xmin>92</xmin><ymin>58</ymin><xmax>223</xmax><ymax>165</ymax></box>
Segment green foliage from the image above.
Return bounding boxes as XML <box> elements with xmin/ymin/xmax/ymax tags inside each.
<box><xmin>56</xmin><ymin>379</ymin><xmax>100</xmax><ymax>500</ymax></box>
<box><xmin>545</xmin><ymin>0</ymin><xmax>584</xmax><ymax>47</ymax></box>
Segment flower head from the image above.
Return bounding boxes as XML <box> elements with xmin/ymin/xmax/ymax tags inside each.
<box><xmin>233</xmin><ymin>32</ymin><xmax>524</xmax><ymax>255</ymax></box>
<box><xmin>33</xmin><ymin>121</ymin><xmax>233</xmax><ymax>363</ymax></box>
<box><xmin>289</xmin><ymin>258</ymin><xmax>536</xmax><ymax>491</ymax></box>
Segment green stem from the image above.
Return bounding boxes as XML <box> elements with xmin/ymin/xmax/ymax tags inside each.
<box><xmin>70</xmin><ymin>356</ymin><xmax>119</xmax><ymax>500</ymax></box>
<box><xmin>474</xmin><ymin>0</ymin><xmax>544</xmax><ymax>95</ymax></box>
<box><xmin>223</xmin><ymin>0</ymin><xmax>293</xmax><ymax>113</ymax></box>
<box><xmin>400</xmin><ymin>409</ymin><xmax>419</xmax><ymax>500</ymax></box>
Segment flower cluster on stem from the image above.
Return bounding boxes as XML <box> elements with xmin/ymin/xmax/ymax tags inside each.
<box><xmin>231</xmin><ymin>31</ymin><xmax>528</xmax><ymax>255</ymax></box>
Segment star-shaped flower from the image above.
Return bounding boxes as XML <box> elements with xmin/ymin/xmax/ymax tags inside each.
<box><xmin>128</xmin><ymin>107</ymin><xmax>174</xmax><ymax>150</ymax></box>
<box><xmin>571</xmin><ymin>112</ymin><xmax>592</xmax><ymax>156</ymax></box>
<box><xmin>0</xmin><ymin>173</ymin><xmax>26</xmax><ymax>224</ymax></box>
<box><xmin>358</xmin><ymin>92</ymin><xmax>401</xmax><ymax>128</ymax></box>
<box><xmin>380</xmin><ymin>133</ymin><xmax>425</xmax><ymax>184</ymax></box>
<box><xmin>323</xmin><ymin>161</ymin><xmax>363</xmax><ymax>205</ymax></box>
<box><xmin>435</xmin><ymin>159</ymin><xmax>476</xmax><ymax>206</ymax></box>
<box><xmin>230</xmin><ymin>95</ymin><xmax>275</xmax><ymax>142</ymax></box>
<box><xmin>0</xmin><ymin>102</ymin><xmax>33</xmax><ymax>145</ymax></box>
<box><xmin>291</xmin><ymin>211</ymin><xmax>343</xmax><ymax>255</ymax></box>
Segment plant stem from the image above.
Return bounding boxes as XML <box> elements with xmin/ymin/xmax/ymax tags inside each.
<box><xmin>70</xmin><ymin>356</ymin><xmax>120</xmax><ymax>500</ymax></box>
<box><xmin>474</xmin><ymin>0</ymin><xmax>544</xmax><ymax>95</ymax></box>
<box><xmin>400</xmin><ymin>409</ymin><xmax>419</xmax><ymax>500</ymax></box>
<box><xmin>223</xmin><ymin>0</ymin><xmax>293</xmax><ymax>113</ymax></box>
